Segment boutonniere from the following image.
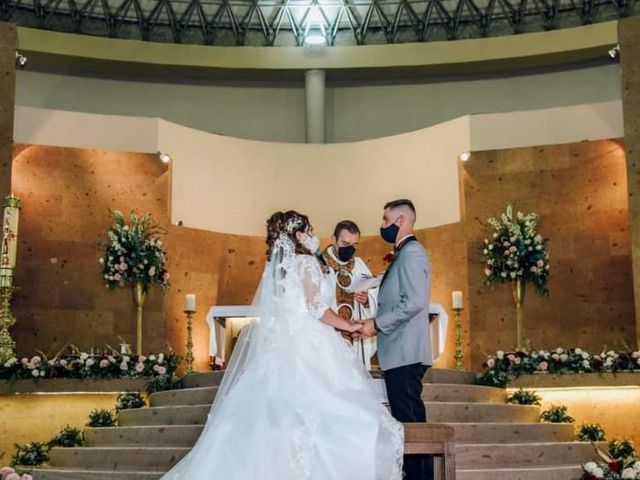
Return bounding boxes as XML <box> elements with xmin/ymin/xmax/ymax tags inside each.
<box><xmin>383</xmin><ymin>252</ymin><xmax>396</xmax><ymax>266</ymax></box>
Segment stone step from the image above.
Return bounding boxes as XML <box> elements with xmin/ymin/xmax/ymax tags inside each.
<box><xmin>180</xmin><ymin>371</ymin><xmax>225</xmax><ymax>388</ymax></box>
<box><xmin>148</xmin><ymin>383</ymin><xmax>504</xmax><ymax>407</ymax></box>
<box><xmin>178</xmin><ymin>368</ymin><xmax>478</xmax><ymax>388</ymax></box>
<box><xmin>424</xmin><ymin>368</ymin><xmax>477</xmax><ymax>385</ymax></box>
<box><xmin>457</xmin><ymin>465</ymin><xmax>583</xmax><ymax>480</ymax></box>
<box><xmin>117</xmin><ymin>405</ymin><xmax>210</xmax><ymax>426</ymax></box>
<box><xmin>48</xmin><ymin>447</ymin><xmax>188</xmax><ymax>471</ymax></box>
<box><xmin>149</xmin><ymin>387</ymin><xmax>218</xmax><ymax>407</ymax></box>
<box><xmin>455</xmin><ymin>442</ymin><xmax>599</xmax><ymax>468</ymax></box>
<box><xmin>426</xmin><ymin>402</ymin><xmax>540</xmax><ymax>423</ymax></box>
<box><xmin>435</xmin><ymin>422</ymin><xmax>576</xmax><ymax>444</ymax></box>
<box><xmin>25</xmin><ymin>467</ymin><xmax>163</xmax><ymax>480</ymax></box>
<box><xmin>85</xmin><ymin>425</ymin><xmax>204</xmax><ymax>447</ymax></box>
<box><xmin>119</xmin><ymin>401</ymin><xmax>537</xmax><ymax>426</ymax></box>
<box><xmin>422</xmin><ymin>384</ymin><xmax>506</xmax><ymax>403</ymax></box>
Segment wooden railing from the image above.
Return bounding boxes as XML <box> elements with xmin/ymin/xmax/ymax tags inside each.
<box><xmin>404</xmin><ymin>423</ymin><xmax>456</xmax><ymax>480</ymax></box>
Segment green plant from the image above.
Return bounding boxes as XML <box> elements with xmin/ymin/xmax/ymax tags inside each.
<box><xmin>507</xmin><ymin>388</ymin><xmax>541</xmax><ymax>405</ymax></box>
<box><xmin>116</xmin><ymin>392</ymin><xmax>146</xmax><ymax>411</ymax></box>
<box><xmin>86</xmin><ymin>409</ymin><xmax>116</xmax><ymax>428</ymax></box>
<box><xmin>540</xmin><ymin>405</ymin><xmax>575</xmax><ymax>423</ymax></box>
<box><xmin>609</xmin><ymin>439</ymin><xmax>637</xmax><ymax>462</ymax></box>
<box><xmin>47</xmin><ymin>425</ymin><xmax>84</xmax><ymax>448</ymax></box>
<box><xmin>145</xmin><ymin>373</ymin><xmax>181</xmax><ymax>394</ymax></box>
<box><xmin>11</xmin><ymin>442</ymin><xmax>49</xmax><ymax>466</ymax></box>
<box><xmin>576</xmin><ymin>423</ymin><xmax>606</xmax><ymax>442</ymax></box>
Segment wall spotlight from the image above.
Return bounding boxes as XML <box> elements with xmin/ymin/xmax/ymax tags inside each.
<box><xmin>608</xmin><ymin>44</ymin><xmax>620</xmax><ymax>61</ymax></box>
<box><xmin>158</xmin><ymin>152</ymin><xmax>171</xmax><ymax>164</ymax></box>
<box><xmin>15</xmin><ymin>51</ymin><xmax>27</xmax><ymax>69</ymax></box>
<box><xmin>459</xmin><ymin>151</ymin><xmax>471</xmax><ymax>162</ymax></box>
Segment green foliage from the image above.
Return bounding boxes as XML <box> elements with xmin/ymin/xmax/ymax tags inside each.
<box><xmin>507</xmin><ymin>388</ymin><xmax>541</xmax><ymax>405</ymax></box>
<box><xmin>576</xmin><ymin>423</ymin><xmax>606</xmax><ymax>442</ymax></box>
<box><xmin>47</xmin><ymin>425</ymin><xmax>84</xmax><ymax>448</ymax></box>
<box><xmin>11</xmin><ymin>442</ymin><xmax>49</xmax><ymax>466</ymax></box>
<box><xmin>86</xmin><ymin>409</ymin><xmax>116</xmax><ymax>428</ymax></box>
<box><xmin>540</xmin><ymin>405</ymin><xmax>575</xmax><ymax>423</ymax></box>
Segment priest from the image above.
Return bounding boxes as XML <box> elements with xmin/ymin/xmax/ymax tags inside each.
<box><xmin>321</xmin><ymin>220</ymin><xmax>378</xmax><ymax>370</ymax></box>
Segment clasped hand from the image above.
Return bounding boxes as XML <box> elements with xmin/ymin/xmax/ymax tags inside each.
<box><xmin>347</xmin><ymin>319</ymin><xmax>377</xmax><ymax>339</ymax></box>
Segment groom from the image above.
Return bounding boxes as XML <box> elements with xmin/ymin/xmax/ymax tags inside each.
<box><xmin>355</xmin><ymin>199</ymin><xmax>433</xmax><ymax>480</ymax></box>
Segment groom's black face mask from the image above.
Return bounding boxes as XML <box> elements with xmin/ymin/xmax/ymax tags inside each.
<box><xmin>380</xmin><ymin>222</ymin><xmax>399</xmax><ymax>244</ymax></box>
<box><xmin>337</xmin><ymin>245</ymin><xmax>356</xmax><ymax>262</ymax></box>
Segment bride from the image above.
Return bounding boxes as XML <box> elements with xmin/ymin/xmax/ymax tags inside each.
<box><xmin>161</xmin><ymin>210</ymin><xmax>404</xmax><ymax>480</ymax></box>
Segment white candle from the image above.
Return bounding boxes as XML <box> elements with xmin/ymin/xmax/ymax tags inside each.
<box><xmin>185</xmin><ymin>293</ymin><xmax>196</xmax><ymax>312</ymax></box>
<box><xmin>452</xmin><ymin>291</ymin><xmax>464</xmax><ymax>309</ymax></box>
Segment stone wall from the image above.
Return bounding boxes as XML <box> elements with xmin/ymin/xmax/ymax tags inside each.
<box><xmin>9</xmin><ymin>140</ymin><xmax>634</xmax><ymax>372</ymax></box>
<box><xmin>462</xmin><ymin>139</ymin><xmax>635</xmax><ymax>368</ymax></box>
<box><xmin>620</xmin><ymin>16</ymin><xmax>640</xmax><ymax>349</ymax></box>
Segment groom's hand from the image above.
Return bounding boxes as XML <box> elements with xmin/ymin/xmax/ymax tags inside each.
<box><xmin>352</xmin><ymin>319</ymin><xmax>376</xmax><ymax>339</ymax></box>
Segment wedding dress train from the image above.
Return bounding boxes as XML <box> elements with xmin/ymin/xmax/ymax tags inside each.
<box><xmin>161</xmin><ymin>236</ymin><xmax>404</xmax><ymax>480</ymax></box>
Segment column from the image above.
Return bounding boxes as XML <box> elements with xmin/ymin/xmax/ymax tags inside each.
<box><xmin>0</xmin><ymin>22</ymin><xmax>16</xmax><ymax>198</ymax></box>
<box><xmin>305</xmin><ymin>69</ymin><xmax>326</xmax><ymax>144</ymax></box>
<box><xmin>620</xmin><ymin>16</ymin><xmax>640</xmax><ymax>348</ymax></box>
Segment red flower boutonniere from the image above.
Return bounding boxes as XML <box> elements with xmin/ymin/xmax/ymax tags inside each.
<box><xmin>383</xmin><ymin>252</ymin><xmax>396</xmax><ymax>265</ymax></box>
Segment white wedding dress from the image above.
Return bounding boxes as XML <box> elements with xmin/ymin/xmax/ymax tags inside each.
<box><xmin>161</xmin><ymin>236</ymin><xmax>404</xmax><ymax>480</ymax></box>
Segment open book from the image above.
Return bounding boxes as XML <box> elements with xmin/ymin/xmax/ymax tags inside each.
<box><xmin>346</xmin><ymin>273</ymin><xmax>384</xmax><ymax>293</ymax></box>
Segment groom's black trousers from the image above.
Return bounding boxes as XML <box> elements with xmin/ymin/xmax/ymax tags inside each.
<box><xmin>384</xmin><ymin>363</ymin><xmax>433</xmax><ymax>480</ymax></box>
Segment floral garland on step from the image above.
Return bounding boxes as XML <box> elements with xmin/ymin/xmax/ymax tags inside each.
<box><xmin>477</xmin><ymin>348</ymin><xmax>640</xmax><ymax>388</ymax></box>
<box><xmin>0</xmin><ymin>350</ymin><xmax>179</xmax><ymax>386</ymax></box>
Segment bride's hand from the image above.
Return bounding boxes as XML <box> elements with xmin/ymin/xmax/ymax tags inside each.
<box><xmin>347</xmin><ymin>321</ymin><xmax>363</xmax><ymax>334</ymax></box>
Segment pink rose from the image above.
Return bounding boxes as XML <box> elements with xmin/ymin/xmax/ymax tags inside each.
<box><xmin>538</xmin><ymin>361</ymin><xmax>548</xmax><ymax>371</ymax></box>
<box><xmin>487</xmin><ymin>358</ymin><xmax>495</xmax><ymax>368</ymax></box>
<box><xmin>551</xmin><ymin>353</ymin><xmax>560</xmax><ymax>361</ymax></box>
<box><xmin>5</xmin><ymin>473</ymin><xmax>20</xmax><ymax>480</ymax></box>
<box><xmin>507</xmin><ymin>354</ymin><xmax>516</xmax><ymax>362</ymax></box>
<box><xmin>99</xmin><ymin>359</ymin><xmax>110</xmax><ymax>368</ymax></box>
<box><xmin>31</xmin><ymin>356</ymin><xmax>41</xmax><ymax>364</ymax></box>
<box><xmin>114</xmin><ymin>273</ymin><xmax>122</xmax><ymax>281</ymax></box>
<box><xmin>20</xmin><ymin>358</ymin><xmax>28</xmax><ymax>365</ymax></box>
<box><xmin>20</xmin><ymin>475</ymin><xmax>33</xmax><ymax>480</ymax></box>
<box><xmin>59</xmin><ymin>359</ymin><xmax>68</xmax><ymax>367</ymax></box>
<box><xmin>157</xmin><ymin>366</ymin><xmax>167</xmax><ymax>375</ymax></box>
<box><xmin>0</xmin><ymin>467</ymin><xmax>16</xmax><ymax>477</ymax></box>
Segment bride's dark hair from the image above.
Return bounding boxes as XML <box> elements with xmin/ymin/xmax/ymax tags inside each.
<box><xmin>265</xmin><ymin>210</ymin><xmax>312</xmax><ymax>258</ymax></box>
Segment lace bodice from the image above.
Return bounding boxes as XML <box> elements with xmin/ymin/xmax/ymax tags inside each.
<box><xmin>285</xmin><ymin>254</ymin><xmax>335</xmax><ymax>320</ymax></box>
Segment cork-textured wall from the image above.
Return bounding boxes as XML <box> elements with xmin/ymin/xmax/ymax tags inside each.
<box><xmin>0</xmin><ymin>23</ymin><xmax>15</xmax><ymax>199</ymax></box>
<box><xmin>463</xmin><ymin>139</ymin><xmax>635</xmax><ymax>368</ymax></box>
<box><xmin>620</xmin><ymin>17</ymin><xmax>640</xmax><ymax>349</ymax></box>
<box><xmin>10</xmin><ymin>144</ymin><xmax>170</xmax><ymax>356</ymax></box>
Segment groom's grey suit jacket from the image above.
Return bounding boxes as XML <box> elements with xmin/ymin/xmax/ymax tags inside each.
<box><xmin>376</xmin><ymin>237</ymin><xmax>432</xmax><ymax>371</ymax></box>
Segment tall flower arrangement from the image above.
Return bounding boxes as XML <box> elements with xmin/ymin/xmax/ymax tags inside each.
<box><xmin>480</xmin><ymin>204</ymin><xmax>550</xmax><ymax>294</ymax></box>
<box><xmin>480</xmin><ymin>204</ymin><xmax>550</xmax><ymax>348</ymax></box>
<box><xmin>99</xmin><ymin>210</ymin><xmax>169</xmax><ymax>290</ymax></box>
<box><xmin>99</xmin><ymin>210</ymin><xmax>169</xmax><ymax>354</ymax></box>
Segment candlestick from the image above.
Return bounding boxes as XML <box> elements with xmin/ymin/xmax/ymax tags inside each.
<box><xmin>0</xmin><ymin>196</ymin><xmax>20</xmax><ymax>363</ymax></box>
<box><xmin>184</xmin><ymin>307</ymin><xmax>196</xmax><ymax>374</ymax></box>
<box><xmin>185</xmin><ymin>293</ymin><xmax>196</xmax><ymax>312</ymax></box>
<box><xmin>452</xmin><ymin>291</ymin><xmax>463</xmax><ymax>310</ymax></box>
<box><xmin>453</xmin><ymin>304</ymin><xmax>465</xmax><ymax>372</ymax></box>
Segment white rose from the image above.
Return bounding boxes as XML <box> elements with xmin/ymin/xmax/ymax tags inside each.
<box><xmin>85</xmin><ymin>359</ymin><xmax>95</xmax><ymax>367</ymax></box>
<box><xmin>484</xmin><ymin>269</ymin><xmax>492</xmax><ymax>277</ymax></box>
<box><xmin>633</xmin><ymin>461</ymin><xmax>640</xmax><ymax>471</ymax></box>
<box><xmin>584</xmin><ymin>462</ymin><xmax>598</xmax><ymax>474</ymax></box>
<box><xmin>582</xmin><ymin>360</ymin><xmax>590</xmax><ymax>368</ymax></box>
<box><xmin>40</xmin><ymin>370</ymin><xmax>46</xmax><ymax>377</ymax></box>
<box><xmin>149</xmin><ymin>266</ymin><xmax>156</xmax><ymax>277</ymax></box>
<box><xmin>148</xmin><ymin>355</ymin><xmax>156</xmax><ymax>361</ymax></box>
<box><xmin>556</xmin><ymin>348</ymin><xmax>563</xmax><ymax>354</ymax></box>
<box><xmin>510</xmin><ymin>272</ymin><xmax>516</xmax><ymax>279</ymax></box>
<box><xmin>632</xmin><ymin>352</ymin><xmax>640</xmax><ymax>359</ymax></box>
<box><xmin>621</xmin><ymin>468</ymin><xmax>636</xmax><ymax>479</ymax></box>
<box><xmin>496</xmin><ymin>351</ymin><xmax>505</xmax><ymax>360</ymax></box>
<box><xmin>135</xmin><ymin>363</ymin><xmax>145</xmax><ymax>373</ymax></box>
<box><xmin>123</xmin><ymin>356</ymin><xmax>131</xmax><ymax>363</ymax></box>
<box><xmin>488</xmin><ymin>245</ymin><xmax>493</xmax><ymax>250</ymax></box>
<box><xmin>120</xmin><ymin>361</ymin><xmax>129</xmax><ymax>370</ymax></box>
<box><xmin>560</xmin><ymin>354</ymin><xmax>568</xmax><ymax>362</ymax></box>
<box><xmin>158</xmin><ymin>353</ymin><xmax>165</xmax><ymax>363</ymax></box>
<box><xmin>575</xmin><ymin>348</ymin><xmax>582</xmax><ymax>354</ymax></box>
<box><xmin>31</xmin><ymin>369</ymin><xmax>40</xmax><ymax>377</ymax></box>
<box><xmin>501</xmin><ymin>272</ymin><xmax>507</xmax><ymax>278</ymax></box>
<box><xmin>483</xmin><ymin>249</ymin><xmax>488</xmax><ymax>255</ymax></box>
<box><xmin>582</xmin><ymin>352</ymin><xmax>589</xmax><ymax>359</ymax></box>
<box><xmin>80</xmin><ymin>352</ymin><xmax>89</xmax><ymax>361</ymax></box>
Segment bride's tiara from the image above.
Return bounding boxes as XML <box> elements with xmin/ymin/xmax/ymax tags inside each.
<box><xmin>285</xmin><ymin>216</ymin><xmax>305</xmax><ymax>234</ymax></box>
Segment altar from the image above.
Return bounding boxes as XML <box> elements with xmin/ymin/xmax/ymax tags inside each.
<box><xmin>206</xmin><ymin>303</ymin><xmax>449</xmax><ymax>367</ymax></box>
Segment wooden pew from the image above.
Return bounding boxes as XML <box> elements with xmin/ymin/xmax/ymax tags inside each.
<box><xmin>404</xmin><ymin>423</ymin><xmax>456</xmax><ymax>480</ymax></box>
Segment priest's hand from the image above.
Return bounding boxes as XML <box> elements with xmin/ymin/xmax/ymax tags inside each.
<box><xmin>354</xmin><ymin>291</ymin><xmax>369</xmax><ymax>305</ymax></box>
